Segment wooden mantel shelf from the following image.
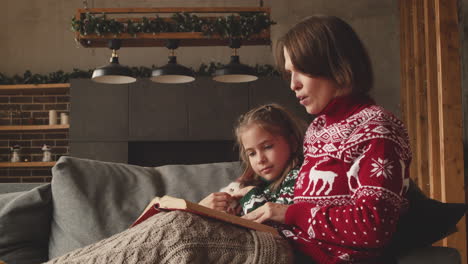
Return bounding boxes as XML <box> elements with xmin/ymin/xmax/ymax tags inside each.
<box><xmin>0</xmin><ymin>124</ymin><xmax>69</xmax><ymax>131</ymax></box>
<box><xmin>0</xmin><ymin>83</ymin><xmax>70</xmax><ymax>94</ymax></box>
<box><xmin>0</xmin><ymin>162</ymin><xmax>56</xmax><ymax>168</ymax></box>
<box><xmin>78</xmin><ymin>32</ymin><xmax>271</xmax><ymax>48</ymax></box>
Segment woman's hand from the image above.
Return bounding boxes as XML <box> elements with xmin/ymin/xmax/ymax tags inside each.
<box><xmin>199</xmin><ymin>192</ymin><xmax>233</xmax><ymax>212</ymax></box>
<box><xmin>242</xmin><ymin>202</ymin><xmax>290</xmax><ymax>224</ymax></box>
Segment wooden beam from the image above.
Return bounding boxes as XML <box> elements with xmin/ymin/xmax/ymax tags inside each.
<box><xmin>400</xmin><ymin>0</ymin><xmax>419</xmax><ymax>186</ymax></box>
<box><xmin>424</xmin><ymin>0</ymin><xmax>443</xmax><ymax>247</ymax></box>
<box><xmin>76</xmin><ymin>7</ymin><xmax>270</xmax><ymax>14</ymax></box>
<box><xmin>76</xmin><ymin>32</ymin><xmax>271</xmax><ymax>48</ymax></box>
<box><xmin>399</xmin><ymin>0</ymin><xmax>409</xmax><ymax>127</ymax></box>
<box><xmin>423</xmin><ymin>0</ymin><xmax>442</xmax><ymax>202</ymax></box>
<box><xmin>434</xmin><ymin>0</ymin><xmax>467</xmax><ymax>261</ymax></box>
<box><xmin>412</xmin><ymin>0</ymin><xmax>430</xmax><ymax>195</ymax></box>
<box><xmin>401</xmin><ymin>0</ymin><xmax>466</xmax><ymax>255</ymax></box>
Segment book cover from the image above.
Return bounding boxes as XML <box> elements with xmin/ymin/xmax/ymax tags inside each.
<box><xmin>130</xmin><ymin>195</ymin><xmax>279</xmax><ymax>236</ymax></box>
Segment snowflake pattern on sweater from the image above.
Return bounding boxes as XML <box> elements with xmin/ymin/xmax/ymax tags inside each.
<box><xmin>240</xmin><ymin>169</ymin><xmax>298</xmax><ymax>215</ymax></box>
<box><xmin>283</xmin><ymin>95</ymin><xmax>411</xmax><ymax>264</ymax></box>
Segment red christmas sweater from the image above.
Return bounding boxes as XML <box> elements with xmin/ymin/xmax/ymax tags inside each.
<box><xmin>283</xmin><ymin>95</ymin><xmax>411</xmax><ymax>264</ymax></box>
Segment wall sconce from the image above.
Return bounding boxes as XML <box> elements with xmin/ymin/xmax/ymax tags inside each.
<box><xmin>92</xmin><ymin>39</ymin><xmax>136</xmax><ymax>84</ymax></box>
<box><xmin>212</xmin><ymin>39</ymin><xmax>258</xmax><ymax>83</ymax></box>
<box><xmin>151</xmin><ymin>39</ymin><xmax>195</xmax><ymax>84</ymax></box>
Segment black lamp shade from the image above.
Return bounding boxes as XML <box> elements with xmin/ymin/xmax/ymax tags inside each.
<box><xmin>213</xmin><ymin>55</ymin><xmax>258</xmax><ymax>83</ymax></box>
<box><xmin>151</xmin><ymin>56</ymin><xmax>195</xmax><ymax>84</ymax></box>
<box><xmin>92</xmin><ymin>57</ymin><xmax>136</xmax><ymax>84</ymax></box>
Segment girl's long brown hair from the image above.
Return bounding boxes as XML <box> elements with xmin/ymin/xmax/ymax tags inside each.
<box><xmin>235</xmin><ymin>104</ymin><xmax>307</xmax><ymax>191</ymax></box>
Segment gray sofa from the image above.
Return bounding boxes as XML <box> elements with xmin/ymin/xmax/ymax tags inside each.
<box><xmin>0</xmin><ymin>156</ymin><xmax>463</xmax><ymax>264</ymax></box>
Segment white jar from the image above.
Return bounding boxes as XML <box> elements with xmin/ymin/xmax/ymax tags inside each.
<box><xmin>60</xmin><ymin>113</ymin><xmax>69</xmax><ymax>125</ymax></box>
<box><xmin>49</xmin><ymin>110</ymin><xmax>57</xmax><ymax>125</ymax></box>
<box><xmin>11</xmin><ymin>150</ymin><xmax>20</xmax><ymax>162</ymax></box>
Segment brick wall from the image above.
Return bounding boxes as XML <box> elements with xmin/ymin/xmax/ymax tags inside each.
<box><xmin>0</xmin><ymin>88</ymin><xmax>70</xmax><ymax>182</ymax></box>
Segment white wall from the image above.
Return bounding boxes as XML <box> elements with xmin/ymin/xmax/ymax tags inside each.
<box><xmin>1</xmin><ymin>0</ymin><xmax>400</xmax><ymax>115</ymax></box>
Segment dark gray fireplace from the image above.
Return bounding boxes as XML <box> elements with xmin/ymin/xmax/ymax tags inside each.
<box><xmin>69</xmin><ymin>77</ymin><xmax>308</xmax><ymax>165</ymax></box>
<box><xmin>128</xmin><ymin>141</ymin><xmax>239</xmax><ymax>167</ymax></box>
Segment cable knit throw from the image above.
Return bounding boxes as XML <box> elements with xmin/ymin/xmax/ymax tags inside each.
<box><xmin>44</xmin><ymin>211</ymin><xmax>293</xmax><ymax>264</ymax></box>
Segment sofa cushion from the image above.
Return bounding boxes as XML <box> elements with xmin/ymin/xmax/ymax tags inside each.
<box><xmin>388</xmin><ymin>181</ymin><xmax>467</xmax><ymax>254</ymax></box>
<box><xmin>0</xmin><ymin>183</ymin><xmax>44</xmax><ymax>194</ymax></box>
<box><xmin>0</xmin><ymin>184</ymin><xmax>52</xmax><ymax>264</ymax></box>
<box><xmin>48</xmin><ymin>156</ymin><xmax>241</xmax><ymax>259</ymax></box>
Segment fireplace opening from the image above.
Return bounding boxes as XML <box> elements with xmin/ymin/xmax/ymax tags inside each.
<box><xmin>128</xmin><ymin>141</ymin><xmax>239</xmax><ymax>167</ymax></box>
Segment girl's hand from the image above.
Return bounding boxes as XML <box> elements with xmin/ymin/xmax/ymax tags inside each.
<box><xmin>241</xmin><ymin>202</ymin><xmax>290</xmax><ymax>224</ymax></box>
<box><xmin>231</xmin><ymin>186</ymin><xmax>256</xmax><ymax>198</ymax></box>
<box><xmin>199</xmin><ymin>192</ymin><xmax>233</xmax><ymax>212</ymax></box>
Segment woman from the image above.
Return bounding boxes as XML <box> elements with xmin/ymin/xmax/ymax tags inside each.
<box><xmin>44</xmin><ymin>15</ymin><xmax>410</xmax><ymax>264</ymax></box>
<box><xmin>242</xmin><ymin>15</ymin><xmax>411</xmax><ymax>263</ymax></box>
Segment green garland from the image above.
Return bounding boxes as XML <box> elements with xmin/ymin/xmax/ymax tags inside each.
<box><xmin>71</xmin><ymin>12</ymin><xmax>276</xmax><ymax>39</ymax></box>
<box><xmin>0</xmin><ymin>64</ymin><xmax>279</xmax><ymax>85</ymax></box>
<box><xmin>0</xmin><ymin>69</ymin><xmax>92</xmax><ymax>85</ymax></box>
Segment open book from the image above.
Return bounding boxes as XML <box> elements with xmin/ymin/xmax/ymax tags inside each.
<box><xmin>131</xmin><ymin>195</ymin><xmax>279</xmax><ymax>236</ymax></box>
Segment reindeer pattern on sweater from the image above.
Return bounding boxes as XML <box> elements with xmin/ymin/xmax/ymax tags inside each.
<box><xmin>283</xmin><ymin>96</ymin><xmax>411</xmax><ymax>264</ymax></box>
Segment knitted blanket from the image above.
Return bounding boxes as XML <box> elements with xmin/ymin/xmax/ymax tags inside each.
<box><xmin>44</xmin><ymin>211</ymin><xmax>293</xmax><ymax>264</ymax></box>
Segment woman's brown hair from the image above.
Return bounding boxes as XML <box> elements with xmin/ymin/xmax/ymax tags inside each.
<box><xmin>276</xmin><ymin>15</ymin><xmax>373</xmax><ymax>96</ymax></box>
<box><xmin>235</xmin><ymin>103</ymin><xmax>306</xmax><ymax>191</ymax></box>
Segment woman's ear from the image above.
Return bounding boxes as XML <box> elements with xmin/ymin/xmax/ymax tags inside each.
<box><xmin>289</xmin><ymin>135</ymin><xmax>299</xmax><ymax>153</ymax></box>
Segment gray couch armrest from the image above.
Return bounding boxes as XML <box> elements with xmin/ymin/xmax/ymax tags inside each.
<box><xmin>0</xmin><ymin>184</ymin><xmax>52</xmax><ymax>264</ymax></box>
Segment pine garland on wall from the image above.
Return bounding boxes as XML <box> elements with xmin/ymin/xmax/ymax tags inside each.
<box><xmin>0</xmin><ymin>63</ymin><xmax>279</xmax><ymax>85</ymax></box>
<box><xmin>0</xmin><ymin>11</ymin><xmax>278</xmax><ymax>85</ymax></box>
<box><xmin>71</xmin><ymin>12</ymin><xmax>276</xmax><ymax>39</ymax></box>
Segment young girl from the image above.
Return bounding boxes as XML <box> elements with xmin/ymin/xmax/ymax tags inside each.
<box><xmin>199</xmin><ymin>103</ymin><xmax>306</xmax><ymax>217</ymax></box>
<box><xmin>45</xmin><ymin>104</ymin><xmax>306</xmax><ymax>264</ymax></box>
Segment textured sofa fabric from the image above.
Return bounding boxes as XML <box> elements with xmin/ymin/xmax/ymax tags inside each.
<box><xmin>0</xmin><ymin>183</ymin><xmax>43</xmax><ymax>194</ymax></box>
<box><xmin>0</xmin><ymin>156</ymin><xmax>464</xmax><ymax>264</ymax></box>
<box><xmin>48</xmin><ymin>156</ymin><xmax>241</xmax><ymax>258</ymax></box>
<box><xmin>0</xmin><ymin>184</ymin><xmax>52</xmax><ymax>264</ymax></box>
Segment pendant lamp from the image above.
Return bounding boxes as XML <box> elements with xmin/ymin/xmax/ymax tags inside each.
<box><xmin>213</xmin><ymin>39</ymin><xmax>258</xmax><ymax>83</ymax></box>
<box><xmin>92</xmin><ymin>39</ymin><xmax>136</xmax><ymax>84</ymax></box>
<box><xmin>151</xmin><ymin>40</ymin><xmax>195</xmax><ymax>84</ymax></box>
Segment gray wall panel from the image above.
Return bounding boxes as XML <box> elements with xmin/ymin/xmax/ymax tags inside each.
<box><xmin>186</xmin><ymin>77</ymin><xmax>249</xmax><ymax>140</ymax></box>
<box><xmin>129</xmin><ymin>79</ymin><xmax>187</xmax><ymax>141</ymax></box>
<box><xmin>249</xmin><ymin>77</ymin><xmax>310</xmax><ymax>122</ymax></box>
<box><xmin>70</xmin><ymin>79</ymin><xmax>129</xmax><ymax>141</ymax></box>
<box><xmin>70</xmin><ymin>141</ymin><xmax>128</xmax><ymax>163</ymax></box>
